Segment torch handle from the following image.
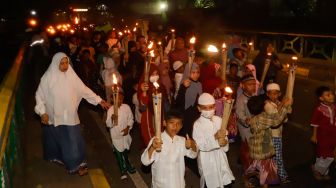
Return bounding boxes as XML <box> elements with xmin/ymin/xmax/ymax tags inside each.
<box><xmin>221</xmin><ymin>50</ymin><xmax>228</xmax><ymax>82</ymax></box>
<box><xmin>221</xmin><ymin>99</ymin><xmax>234</xmax><ymax>131</ymax></box>
<box><xmin>260</xmin><ymin>59</ymin><xmax>271</xmax><ymax>86</ymax></box>
<box><xmin>153</xmin><ymin>93</ymin><xmax>162</xmax><ymax>141</ymax></box>
<box><xmin>285</xmin><ymin>65</ymin><xmax>297</xmax><ymax>99</ymax></box>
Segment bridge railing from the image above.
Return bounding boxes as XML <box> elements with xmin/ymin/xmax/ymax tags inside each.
<box><xmin>0</xmin><ymin>46</ymin><xmax>26</xmax><ymax>188</ymax></box>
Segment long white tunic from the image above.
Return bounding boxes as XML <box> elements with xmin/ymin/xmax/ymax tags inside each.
<box><xmin>141</xmin><ymin>131</ymin><xmax>197</xmax><ymax>188</ymax></box>
<box><xmin>34</xmin><ymin>52</ymin><xmax>102</xmax><ymax>127</ymax></box>
<box><xmin>193</xmin><ymin>116</ymin><xmax>235</xmax><ymax>188</ymax></box>
<box><xmin>106</xmin><ymin>104</ymin><xmax>134</xmax><ymax>152</ymax></box>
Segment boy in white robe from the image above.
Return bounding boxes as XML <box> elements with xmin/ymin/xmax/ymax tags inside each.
<box><xmin>193</xmin><ymin>93</ymin><xmax>235</xmax><ymax>188</ymax></box>
<box><xmin>141</xmin><ymin>110</ymin><xmax>198</xmax><ymax>188</ymax></box>
<box><xmin>106</xmin><ymin>89</ymin><xmax>136</xmax><ymax>179</ymax></box>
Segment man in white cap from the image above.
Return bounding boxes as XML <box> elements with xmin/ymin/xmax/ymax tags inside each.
<box><xmin>193</xmin><ymin>93</ymin><xmax>235</xmax><ymax>188</ymax></box>
<box><xmin>173</xmin><ymin>61</ymin><xmax>184</xmax><ymax>99</ymax></box>
<box><xmin>265</xmin><ymin>83</ymin><xmax>291</xmax><ymax>184</ymax></box>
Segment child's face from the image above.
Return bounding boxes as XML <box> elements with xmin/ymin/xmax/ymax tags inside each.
<box><xmin>320</xmin><ymin>91</ymin><xmax>335</xmax><ymax>104</ymax></box>
<box><xmin>242</xmin><ymin>80</ymin><xmax>256</xmax><ymax>95</ymax></box>
<box><xmin>164</xmin><ymin>118</ymin><xmax>182</xmax><ymax>138</ymax></box>
<box><xmin>267</xmin><ymin>90</ymin><xmax>281</xmax><ymax>102</ymax></box>
<box><xmin>229</xmin><ymin>66</ymin><xmax>238</xmax><ymax>76</ymax></box>
<box><xmin>190</xmin><ymin>69</ymin><xmax>200</xmax><ymax>81</ymax></box>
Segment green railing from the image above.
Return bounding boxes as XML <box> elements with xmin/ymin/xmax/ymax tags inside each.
<box><xmin>0</xmin><ymin>47</ymin><xmax>26</xmax><ymax>188</ymax></box>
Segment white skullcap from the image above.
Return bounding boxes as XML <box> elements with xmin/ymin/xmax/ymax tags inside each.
<box><xmin>173</xmin><ymin>61</ymin><xmax>183</xmax><ymax>71</ymax></box>
<box><xmin>266</xmin><ymin>83</ymin><xmax>280</xmax><ymax>91</ymax></box>
<box><xmin>198</xmin><ymin>93</ymin><xmax>215</xmax><ymax>105</ymax></box>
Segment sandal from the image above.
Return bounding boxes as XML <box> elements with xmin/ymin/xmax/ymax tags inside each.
<box><xmin>78</xmin><ymin>166</ymin><xmax>89</xmax><ymax>176</ymax></box>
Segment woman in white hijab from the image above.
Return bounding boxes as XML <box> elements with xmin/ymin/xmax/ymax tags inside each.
<box><xmin>35</xmin><ymin>52</ymin><xmax>110</xmax><ymax>176</ymax></box>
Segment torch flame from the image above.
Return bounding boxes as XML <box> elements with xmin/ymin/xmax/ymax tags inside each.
<box><xmin>158</xmin><ymin>41</ymin><xmax>162</xmax><ymax>45</ymax></box>
<box><xmin>118</xmin><ymin>32</ymin><xmax>123</xmax><ymax>36</ymax></box>
<box><xmin>171</xmin><ymin>29</ymin><xmax>175</xmax><ymax>33</ymax></box>
<box><xmin>189</xmin><ymin>37</ymin><xmax>196</xmax><ymax>44</ymax></box>
<box><xmin>207</xmin><ymin>45</ymin><xmax>218</xmax><ymax>53</ymax></box>
<box><xmin>225</xmin><ymin>87</ymin><xmax>233</xmax><ymax>94</ymax></box>
<box><xmin>153</xmin><ymin>82</ymin><xmax>159</xmax><ymax>89</ymax></box>
<box><xmin>147</xmin><ymin>41</ymin><xmax>154</xmax><ymax>49</ymax></box>
<box><xmin>222</xmin><ymin>43</ymin><xmax>227</xmax><ymax>49</ymax></box>
<box><xmin>292</xmin><ymin>56</ymin><xmax>298</xmax><ymax>61</ymax></box>
<box><xmin>112</xmin><ymin>74</ymin><xmax>118</xmax><ymax>85</ymax></box>
<box><xmin>133</xmin><ymin>27</ymin><xmax>137</xmax><ymax>32</ymax></box>
<box><xmin>149</xmin><ymin>50</ymin><xmax>155</xmax><ymax>57</ymax></box>
<box><xmin>249</xmin><ymin>42</ymin><xmax>253</xmax><ymax>46</ymax></box>
<box><xmin>286</xmin><ymin>64</ymin><xmax>290</xmax><ymax>68</ymax></box>
<box><xmin>267</xmin><ymin>52</ymin><xmax>272</xmax><ymax>56</ymax></box>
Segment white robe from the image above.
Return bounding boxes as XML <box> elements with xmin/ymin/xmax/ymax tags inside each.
<box><xmin>34</xmin><ymin>52</ymin><xmax>102</xmax><ymax>126</ymax></box>
<box><xmin>106</xmin><ymin>104</ymin><xmax>134</xmax><ymax>152</ymax></box>
<box><xmin>193</xmin><ymin>116</ymin><xmax>235</xmax><ymax>188</ymax></box>
<box><xmin>141</xmin><ymin>131</ymin><xmax>197</xmax><ymax>188</ymax></box>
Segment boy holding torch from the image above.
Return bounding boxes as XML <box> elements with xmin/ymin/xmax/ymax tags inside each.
<box><xmin>141</xmin><ymin>110</ymin><xmax>197</xmax><ymax>188</ymax></box>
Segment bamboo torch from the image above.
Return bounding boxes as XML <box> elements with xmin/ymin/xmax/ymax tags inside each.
<box><xmin>171</xmin><ymin>29</ymin><xmax>175</xmax><ymax>52</ymax></box>
<box><xmin>112</xmin><ymin>74</ymin><xmax>119</xmax><ymax>126</ymax></box>
<box><xmin>285</xmin><ymin>56</ymin><xmax>298</xmax><ymax>100</ymax></box>
<box><xmin>153</xmin><ymin>81</ymin><xmax>162</xmax><ymax>151</ymax></box>
<box><xmin>220</xmin><ymin>87</ymin><xmax>234</xmax><ymax>132</ymax></box>
<box><xmin>221</xmin><ymin>43</ymin><xmax>228</xmax><ymax>83</ymax></box>
<box><xmin>260</xmin><ymin>53</ymin><xmax>272</xmax><ymax>88</ymax></box>
<box><xmin>144</xmin><ymin>41</ymin><xmax>154</xmax><ymax>84</ymax></box>
<box><xmin>188</xmin><ymin>36</ymin><xmax>196</xmax><ymax>77</ymax></box>
<box><xmin>158</xmin><ymin>41</ymin><xmax>164</xmax><ymax>64</ymax></box>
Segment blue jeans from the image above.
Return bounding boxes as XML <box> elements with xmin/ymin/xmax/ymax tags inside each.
<box><xmin>42</xmin><ymin>125</ymin><xmax>86</xmax><ymax>172</ymax></box>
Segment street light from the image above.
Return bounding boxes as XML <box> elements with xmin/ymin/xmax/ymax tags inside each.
<box><xmin>30</xmin><ymin>10</ymin><xmax>37</xmax><ymax>16</ymax></box>
<box><xmin>159</xmin><ymin>2</ymin><xmax>168</xmax><ymax>11</ymax></box>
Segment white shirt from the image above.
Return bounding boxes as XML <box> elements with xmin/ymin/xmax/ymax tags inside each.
<box><xmin>106</xmin><ymin>104</ymin><xmax>134</xmax><ymax>152</ymax></box>
<box><xmin>35</xmin><ymin>52</ymin><xmax>102</xmax><ymax>127</ymax></box>
<box><xmin>141</xmin><ymin>131</ymin><xmax>197</xmax><ymax>188</ymax></box>
<box><xmin>193</xmin><ymin>116</ymin><xmax>235</xmax><ymax>188</ymax></box>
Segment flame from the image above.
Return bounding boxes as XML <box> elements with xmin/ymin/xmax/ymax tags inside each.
<box><xmin>225</xmin><ymin>87</ymin><xmax>233</xmax><ymax>94</ymax></box>
<box><xmin>249</xmin><ymin>42</ymin><xmax>253</xmax><ymax>46</ymax></box>
<box><xmin>112</xmin><ymin>74</ymin><xmax>118</xmax><ymax>85</ymax></box>
<box><xmin>171</xmin><ymin>29</ymin><xmax>175</xmax><ymax>33</ymax></box>
<box><xmin>147</xmin><ymin>41</ymin><xmax>154</xmax><ymax>49</ymax></box>
<box><xmin>222</xmin><ymin>43</ymin><xmax>227</xmax><ymax>49</ymax></box>
<box><xmin>135</xmin><ymin>22</ymin><xmax>138</xmax><ymax>26</ymax></box>
<box><xmin>149</xmin><ymin>50</ymin><xmax>155</xmax><ymax>57</ymax></box>
<box><xmin>292</xmin><ymin>56</ymin><xmax>298</xmax><ymax>61</ymax></box>
<box><xmin>207</xmin><ymin>45</ymin><xmax>218</xmax><ymax>53</ymax></box>
<box><xmin>286</xmin><ymin>64</ymin><xmax>290</xmax><ymax>68</ymax></box>
<box><xmin>29</xmin><ymin>19</ymin><xmax>37</xmax><ymax>26</ymax></box>
<box><xmin>118</xmin><ymin>32</ymin><xmax>123</xmax><ymax>36</ymax></box>
<box><xmin>189</xmin><ymin>37</ymin><xmax>196</xmax><ymax>44</ymax></box>
<box><xmin>267</xmin><ymin>52</ymin><xmax>272</xmax><ymax>56</ymax></box>
<box><xmin>133</xmin><ymin>27</ymin><xmax>137</xmax><ymax>32</ymax></box>
<box><xmin>74</xmin><ymin>17</ymin><xmax>79</xmax><ymax>24</ymax></box>
<box><xmin>70</xmin><ymin>29</ymin><xmax>75</xmax><ymax>34</ymax></box>
<box><xmin>153</xmin><ymin>82</ymin><xmax>159</xmax><ymax>89</ymax></box>
<box><xmin>158</xmin><ymin>41</ymin><xmax>162</xmax><ymax>45</ymax></box>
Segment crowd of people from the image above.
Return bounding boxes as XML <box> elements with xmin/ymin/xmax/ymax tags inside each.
<box><xmin>33</xmin><ymin>25</ymin><xmax>336</xmax><ymax>188</ymax></box>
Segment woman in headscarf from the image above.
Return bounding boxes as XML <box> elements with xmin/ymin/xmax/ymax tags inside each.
<box><xmin>34</xmin><ymin>52</ymin><xmax>109</xmax><ymax>176</ymax></box>
<box><xmin>137</xmin><ymin>64</ymin><xmax>166</xmax><ymax>147</ymax></box>
<box><xmin>175</xmin><ymin>63</ymin><xmax>202</xmax><ymax>137</ymax></box>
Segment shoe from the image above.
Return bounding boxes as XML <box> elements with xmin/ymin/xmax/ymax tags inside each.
<box><xmin>121</xmin><ymin>175</ymin><xmax>127</xmax><ymax>180</ymax></box>
<box><xmin>281</xmin><ymin>178</ymin><xmax>291</xmax><ymax>184</ymax></box>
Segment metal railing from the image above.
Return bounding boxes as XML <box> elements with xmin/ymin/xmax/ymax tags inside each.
<box><xmin>0</xmin><ymin>46</ymin><xmax>26</xmax><ymax>188</ymax></box>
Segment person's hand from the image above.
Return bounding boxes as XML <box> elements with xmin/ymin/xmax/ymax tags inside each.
<box><xmin>259</xmin><ymin>83</ymin><xmax>263</xmax><ymax>89</ymax></box>
<box><xmin>183</xmin><ymin>79</ymin><xmax>191</xmax><ymax>88</ymax></box>
<box><xmin>214</xmin><ymin>129</ymin><xmax>226</xmax><ymax>140</ymax></box>
<box><xmin>151</xmin><ymin>137</ymin><xmax>162</xmax><ymax>151</ymax></box>
<box><xmin>141</xmin><ymin>83</ymin><xmax>149</xmax><ymax>92</ymax></box>
<box><xmin>99</xmin><ymin>100</ymin><xmax>111</xmax><ymax>110</ymax></box>
<box><xmin>121</xmin><ymin>126</ymin><xmax>130</xmax><ymax>136</ymax></box>
<box><xmin>310</xmin><ymin>134</ymin><xmax>317</xmax><ymax>144</ymax></box>
<box><xmin>218</xmin><ymin>137</ymin><xmax>228</xmax><ymax>147</ymax></box>
<box><xmin>282</xmin><ymin>98</ymin><xmax>293</xmax><ymax>107</ymax></box>
<box><xmin>41</xmin><ymin>113</ymin><xmax>49</xmax><ymax>125</ymax></box>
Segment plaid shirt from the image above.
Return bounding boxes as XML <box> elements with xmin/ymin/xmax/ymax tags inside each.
<box><xmin>249</xmin><ymin>106</ymin><xmax>290</xmax><ymax>160</ymax></box>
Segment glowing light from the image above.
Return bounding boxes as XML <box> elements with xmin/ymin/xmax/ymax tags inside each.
<box><xmin>74</xmin><ymin>17</ymin><xmax>79</xmax><ymax>24</ymax></box>
<box><xmin>267</xmin><ymin>53</ymin><xmax>272</xmax><ymax>56</ymax></box>
<box><xmin>148</xmin><ymin>41</ymin><xmax>154</xmax><ymax>49</ymax></box>
<box><xmin>222</xmin><ymin>43</ymin><xmax>227</xmax><ymax>49</ymax></box>
<box><xmin>133</xmin><ymin>27</ymin><xmax>137</xmax><ymax>32</ymax></box>
<box><xmin>189</xmin><ymin>37</ymin><xmax>196</xmax><ymax>44</ymax></box>
<box><xmin>159</xmin><ymin>2</ymin><xmax>168</xmax><ymax>11</ymax></box>
<box><xmin>171</xmin><ymin>29</ymin><xmax>175</xmax><ymax>33</ymax></box>
<box><xmin>286</xmin><ymin>64</ymin><xmax>290</xmax><ymax>68</ymax></box>
<box><xmin>207</xmin><ymin>45</ymin><xmax>218</xmax><ymax>53</ymax></box>
<box><xmin>28</xmin><ymin>19</ymin><xmax>37</xmax><ymax>27</ymax></box>
<box><xmin>249</xmin><ymin>42</ymin><xmax>253</xmax><ymax>46</ymax></box>
<box><xmin>135</xmin><ymin>22</ymin><xmax>138</xmax><ymax>26</ymax></box>
<box><xmin>30</xmin><ymin>39</ymin><xmax>44</xmax><ymax>47</ymax></box>
<box><xmin>158</xmin><ymin>41</ymin><xmax>162</xmax><ymax>45</ymax></box>
<box><xmin>83</xmin><ymin>27</ymin><xmax>88</xmax><ymax>31</ymax></box>
<box><xmin>70</xmin><ymin>29</ymin><xmax>75</xmax><ymax>34</ymax></box>
<box><xmin>225</xmin><ymin>87</ymin><xmax>233</xmax><ymax>94</ymax></box>
<box><xmin>292</xmin><ymin>56</ymin><xmax>298</xmax><ymax>61</ymax></box>
<box><xmin>149</xmin><ymin>50</ymin><xmax>155</xmax><ymax>57</ymax></box>
<box><xmin>112</xmin><ymin>74</ymin><xmax>118</xmax><ymax>85</ymax></box>
<box><xmin>118</xmin><ymin>32</ymin><xmax>123</xmax><ymax>36</ymax></box>
<box><xmin>30</xmin><ymin>10</ymin><xmax>36</xmax><ymax>16</ymax></box>
<box><xmin>153</xmin><ymin>82</ymin><xmax>159</xmax><ymax>89</ymax></box>
<box><xmin>73</xmin><ymin>8</ymin><xmax>88</xmax><ymax>12</ymax></box>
